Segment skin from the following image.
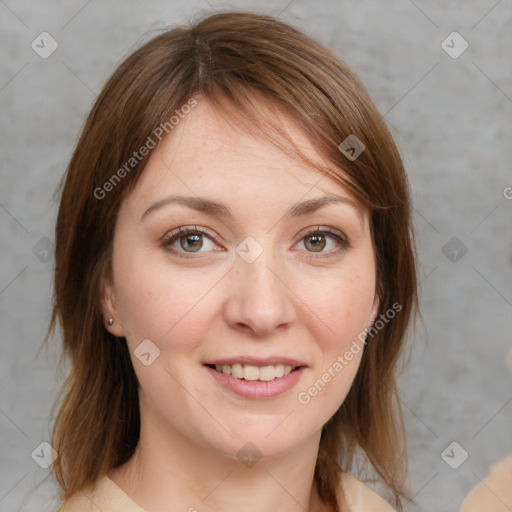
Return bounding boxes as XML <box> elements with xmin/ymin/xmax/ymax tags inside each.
<box><xmin>101</xmin><ymin>98</ymin><xmax>379</xmax><ymax>512</ymax></box>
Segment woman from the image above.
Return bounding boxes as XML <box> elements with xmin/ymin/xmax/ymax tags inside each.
<box><xmin>47</xmin><ymin>11</ymin><xmax>417</xmax><ymax>512</ymax></box>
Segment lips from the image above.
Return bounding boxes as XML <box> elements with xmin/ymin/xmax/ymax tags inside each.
<box><xmin>204</xmin><ymin>363</ymin><xmax>307</xmax><ymax>399</ymax></box>
<box><xmin>202</xmin><ymin>356</ymin><xmax>307</xmax><ymax>398</ymax></box>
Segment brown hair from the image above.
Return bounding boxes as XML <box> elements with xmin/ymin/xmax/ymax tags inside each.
<box><xmin>45</xmin><ymin>10</ymin><xmax>417</xmax><ymax>511</ymax></box>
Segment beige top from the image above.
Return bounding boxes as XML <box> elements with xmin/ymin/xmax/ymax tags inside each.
<box><xmin>459</xmin><ymin>348</ymin><xmax>512</xmax><ymax>511</ymax></box>
<box><xmin>57</xmin><ymin>472</ymin><xmax>395</xmax><ymax>512</ymax></box>
<box><xmin>459</xmin><ymin>454</ymin><xmax>512</xmax><ymax>512</ymax></box>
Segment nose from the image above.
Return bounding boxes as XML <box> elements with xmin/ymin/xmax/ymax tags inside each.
<box><xmin>223</xmin><ymin>247</ymin><xmax>296</xmax><ymax>337</ymax></box>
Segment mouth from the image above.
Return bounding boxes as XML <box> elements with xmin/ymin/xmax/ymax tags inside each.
<box><xmin>204</xmin><ymin>363</ymin><xmax>305</xmax><ymax>382</ymax></box>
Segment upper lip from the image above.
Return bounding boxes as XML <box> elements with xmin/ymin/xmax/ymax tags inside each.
<box><xmin>204</xmin><ymin>356</ymin><xmax>308</xmax><ymax>367</ymax></box>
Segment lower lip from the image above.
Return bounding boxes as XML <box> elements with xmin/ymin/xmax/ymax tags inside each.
<box><xmin>204</xmin><ymin>365</ymin><xmax>306</xmax><ymax>399</ymax></box>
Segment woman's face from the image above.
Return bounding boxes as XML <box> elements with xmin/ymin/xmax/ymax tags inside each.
<box><xmin>102</xmin><ymin>99</ymin><xmax>379</xmax><ymax>460</ymax></box>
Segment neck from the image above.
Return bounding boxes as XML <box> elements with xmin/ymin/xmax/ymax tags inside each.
<box><xmin>108</xmin><ymin>415</ymin><xmax>333</xmax><ymax>512</ymax></box>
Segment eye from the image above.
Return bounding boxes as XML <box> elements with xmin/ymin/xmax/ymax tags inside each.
<box><xmin>295</xmin><ymin>226</ymin><xmax>351</xmax><ymax>257</ymax></box>
<box><xmin>161</xmin><ymin>226</ymin><xmax>220</xmax><ymax>259</ymax></box>
<box><xmin>161</xmin><ymin>225</ymin><xmax>351</xmax><ymax>260</ymax></box>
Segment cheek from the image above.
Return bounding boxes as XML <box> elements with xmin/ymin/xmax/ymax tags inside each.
<box><xmin>300</xmin><ymin>262</ymin><xmax>376</xmax><ymax>353</ymax></box>
<box><xmin>112</xmin><ymin>246</ymin><xmax>216</xmax><ymax>344</ymax></box>
<box><xmin>294</xmin><ymin>266</ymin><xmax>374</xmax><ymax>415</ymax></box>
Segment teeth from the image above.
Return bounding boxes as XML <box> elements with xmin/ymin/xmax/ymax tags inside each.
<box><xmin>275</xmin><ymin>364</ymin><xmax>285</xmax><ymax>378</ymax></box>
<box><xmin>231</xmin><ymin>363</ymin><xmax>243</xmax><ymax>378</ymax></box>
<box><xmin>259</xmin><ymin>365</ymin><xmax>276</xmax><ymax>381</ymax></box>
<box><xmin>243</xmin><ymin>364</ymin><xmax>260</xmax><ymax>381</ymax></box>
<box><xmin>213</xmin><ymin>363</ymin><xmax>296</xmax><ymax>381</ymax></box>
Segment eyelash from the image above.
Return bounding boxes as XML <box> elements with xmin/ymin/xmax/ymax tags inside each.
<box><xmin>161</xmin><ymin>225</ymin><xmax>351</xmax><ymax>260</ymax></box>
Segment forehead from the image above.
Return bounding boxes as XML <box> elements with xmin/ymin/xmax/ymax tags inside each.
<box><xmin>161</xmin><ymin>99</ymin><xmax>327</xmax><ymax>181</ymax></box>
<box><xmin>123</xmin><ymin>98</ymin><xmax>368</xmax><ymax>222</ymax></box>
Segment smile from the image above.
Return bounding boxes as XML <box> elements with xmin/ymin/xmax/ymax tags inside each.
<box><xmin>207</xmin><ymin>363</ymin><xmax>298</xmax><ymax>381</ymax></box>
<box><xmin>204</xmin><ymin>362</ymin><xmax>307</xmax><ymax>399</ymax></box>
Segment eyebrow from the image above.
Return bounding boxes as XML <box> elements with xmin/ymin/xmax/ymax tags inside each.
<box><xmin>140</xmin><ymin>194</ymin><xmax>361</xmax><ymax>222</ymax></box>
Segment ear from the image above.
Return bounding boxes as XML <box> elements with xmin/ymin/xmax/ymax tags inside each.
<box><xmin>368</xmin><ymin>293</ymin><xmax>380</xmax><ymax>327</ymax></box>
<box><xmin>98</xmin><ymin>277</ymin><xmax>125</xmax><ymax>337</ymax></box>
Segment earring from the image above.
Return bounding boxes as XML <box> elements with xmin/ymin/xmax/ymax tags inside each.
<box><xmin>107</xmin><ymin>318</ymin><xmax>114</xmax><ymax>326</ymax></box>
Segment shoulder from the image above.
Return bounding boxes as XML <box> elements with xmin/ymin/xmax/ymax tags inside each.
<box><xmin>56</xmin><ymin>481</ymin><xmax>96</xmax><ymax>512</ymax></box>
<box><xmin>459</xmin><ymin>454</ymin><xmax>512</xmax><ymax>512</ymax></box>
<box><xmin>57</xmin><ymin>472</ymin><xmax>394</xmax><ymax>512</ymax></box>
<box><xmin>339</xmin><ymin>472</ymin><xmax>396</xmax><ymax>512</ymax></box>
<box><xmin>57</xmin><ymin>475</ymin><xmax>145</xmax><ymax>512</ymax></box>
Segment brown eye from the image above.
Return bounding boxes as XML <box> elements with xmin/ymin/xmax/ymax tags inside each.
<box><xmin>297</xmin><ymin>227</ymin><xmax>351</xmax><ymax>256</ymax></box>
<box><xmin>179</xmin><ymin>234</ymin><xmax>203</xmax><ymax>252</ymax></box>
<box><xmin>304</xmin><ymin>234</ymin><xmax>327</xmax><ymax>252</ymax></box>
<box><xmin>162</xmin><ymin>226</ymin><xmax>218</xmax><ymax>259</ymax></box>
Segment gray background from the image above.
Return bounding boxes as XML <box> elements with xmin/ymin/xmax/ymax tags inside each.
<box><xmin>1</xmin><ymin>1</ymin><xmax>511</xmax><ymax>511</ymax></box>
